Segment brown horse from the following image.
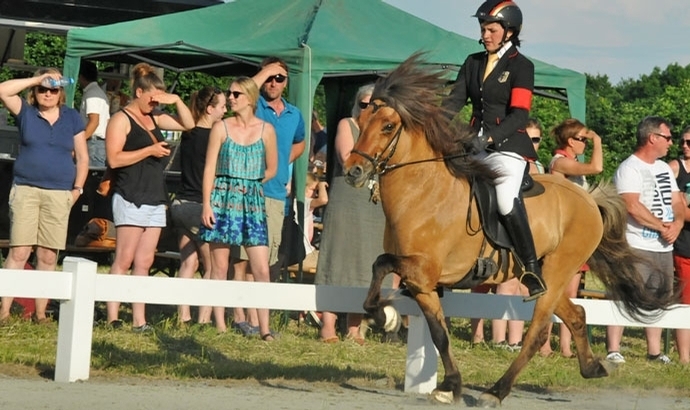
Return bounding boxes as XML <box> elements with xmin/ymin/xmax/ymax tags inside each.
<box><xmin>343</xmin><ymin>54</ymin><xmax>675</xmax><ymax>407</ymax></box>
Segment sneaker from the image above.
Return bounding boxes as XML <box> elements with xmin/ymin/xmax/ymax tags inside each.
<box><xmin>606</xmin><ymin>351</ymin><xmax>626</xmax><ymax>364</ymax></box>
<box><xmin>647</xmin><ymin>353</ymin><xmax>672</xmax><ymax>364</ymax></box>
<box><xmin>132</xmin><ymin>323</ymin><xmax>153</xmax><ymax>333</ymax></box>
<box><xmin>507</xmin><ymin>342</ymin><xmax>522</xmax><ymax>352</ymax></box>
<box><xmin>231</xmin><ymin>321</ymin><xmax>260</xmax><ymax>337</ymax></box>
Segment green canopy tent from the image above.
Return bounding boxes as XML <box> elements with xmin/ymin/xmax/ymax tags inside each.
<box><xmin>62</xmin><ymin>0</ymin><xmax>586</xmax><ymax>255</ymax></box>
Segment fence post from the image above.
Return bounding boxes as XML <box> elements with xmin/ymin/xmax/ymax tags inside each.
<box><xmin>54</xmin><ymin>257</ymin><xmax>97</xmax><ymax>383</ymax></box>
<box><xmin>404</xmin><ymin>314</ymin><xmax>438</xmax><ymax>393</ymax></box>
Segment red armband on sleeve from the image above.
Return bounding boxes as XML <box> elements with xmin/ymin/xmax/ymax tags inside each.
<box><xmin>510</xmin><ymin>87</ymin><xmax>532</xmax><ymax>111</ymax></box>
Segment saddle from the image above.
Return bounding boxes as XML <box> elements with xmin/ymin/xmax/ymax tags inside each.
<box><xmin>448</xmin><ymin>165</ymin><xmax>544</xmax><ymax>290</ymax></box>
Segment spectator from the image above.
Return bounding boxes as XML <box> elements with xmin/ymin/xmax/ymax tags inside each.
<box><xmin>105</xmin><ymin>63</ymin><xmax>194</xmax><ymax>332</ymax></box>
<box><xmin>443</xmin><ymin>0</ymin><xmax>545</xmax><ymax>300</ymax></box>
<box><xmin>170</xmin><ymin>86</ymin><xmax>227</xmax><ymax>326</ymax></box>
<box><xmin>102</xmin><ymin>66</ymin><xmax>130</xmax><ymax>115</ymax></box>
<box><xmin>487</xmin><ymin>118</ymin><xmax>546</xmax><ymax>351</ymax></box>
<box><xmin>199</xmin><ymin>76</ymin><xmax>278</xmax><ymax>339</ymax></box>
<box><xmin>0</xmin><ymin>68</ymin><xmax>88</xmax><ymax>324</ymax></box>
<box><xmin>542</xmin><ymin>118</ymin><xmax>603</xmax><ymax>358</ymax></box>
<box><xmin>667</xmin><ymin>125</ymin><xmax>690</xmax><ymax>365</ymax></box>
<box><xmin>606</xmin><ymin>115</ymin><xmax>682</xmax><ymax>364</ymax></box>
<box><xmin>314</xmin><ymin>83</ymin><xmax>391</xmax><ymax>344</ymax></box>
<box><xmin>311</xmin><ymin>110</ymin><xmax>327</xmax><ymax>165</ymax></box>
<box><xmin>229</xmin><ymin>57</ymin><xmax>305</xmax><ymax>337</ymax></box>
<box><xmin>78</xmin><ymin>60</ymin><xmax>110</xmax><ymax>168</ymax></box>
<box><xmin>301</xmin><ymin>171</ymin><xmax>328</xmax><ymax>272</ymax></box>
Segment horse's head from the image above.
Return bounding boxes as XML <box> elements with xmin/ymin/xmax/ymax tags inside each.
<box><xmin>344</xmin><ymin>52</ymin><xmax>490</xmax><ymax>188</ymax></box>
<box><xmin>344</xmin><ymin>99</ymin><xmax>403</xmax><ymax>188</ymax></box>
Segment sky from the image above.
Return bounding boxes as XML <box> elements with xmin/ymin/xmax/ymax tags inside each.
<box><xmin>383</xmin><ymin>0</ymin><xmax>690</xmax><ymax>84</ymax></box>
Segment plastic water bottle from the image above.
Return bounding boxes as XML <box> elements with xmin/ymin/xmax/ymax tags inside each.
<box><xmin>41</xmin><ymin>77</ymin><xmax>74</xmax><ymax>88</ymax></box>
<box><xmin>685</xmin><ymin>182</ymin><xmax>690</xmax><ymax>204</ymax></box>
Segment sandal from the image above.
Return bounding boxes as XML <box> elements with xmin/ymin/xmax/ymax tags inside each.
<box><xmin>320</xmin><ymin>336</ymin><xmax>339</xmax><ymax>344</ymax></box>
<box><xmin>345</xmin><ymin>334</ymin><xmax>365</xmax><ymax>346</ymax></box>
<box><xmin>261</xmin><ymin>331</ymin><xmax>279</xmax><ymax>341</ymax></box>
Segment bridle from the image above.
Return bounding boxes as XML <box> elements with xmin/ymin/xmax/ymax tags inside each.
<box><xmin>350</xmin><ymin>101</ymin><xmax>470</xmax><ymax>177</ymax></box>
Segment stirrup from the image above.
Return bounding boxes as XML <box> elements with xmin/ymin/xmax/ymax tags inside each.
<box><xmin>519</xmin><ymin>271</ymin><xmax>547</xmax><ymax>302</ymax></box>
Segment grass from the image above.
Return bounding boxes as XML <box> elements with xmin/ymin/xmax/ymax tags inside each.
<box><xmin>1</xmin><ymin>303</ymin><xmax>690</xmax><ymax>396</ymax></box>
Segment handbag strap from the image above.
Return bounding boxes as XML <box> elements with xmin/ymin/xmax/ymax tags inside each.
<box><xmin>122</xmin><ymin>108</ymin><xmax>160</xmax><ymax>145</ymax></box>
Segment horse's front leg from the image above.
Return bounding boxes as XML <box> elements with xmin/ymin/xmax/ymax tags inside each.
<box><xmin>414</xmin><ymin>291</ymin><xmax>461</xmax><ymax>404</ymax></box>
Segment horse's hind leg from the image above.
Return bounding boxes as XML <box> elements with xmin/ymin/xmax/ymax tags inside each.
<box><xmin>554</xmin><ymin>297</ymin><xmax>609</xmax><ymax>378</ymax></box>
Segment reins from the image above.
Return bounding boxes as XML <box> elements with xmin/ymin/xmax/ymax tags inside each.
<box><xmin>350</xmin><ymin>100</ymin><xmax>473</xmax><ymax>176</ymax></box>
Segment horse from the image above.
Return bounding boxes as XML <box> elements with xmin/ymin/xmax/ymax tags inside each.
<box><xmin>342</xmin><ymin>54</ymin><xmax>676</xmax><ymax>407</ymax></box>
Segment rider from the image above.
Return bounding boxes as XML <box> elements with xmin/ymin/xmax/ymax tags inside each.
<box><xmin>443</xmin><ymin>0</ymin><xmax>546</xmax><ymax>301</ymax></box>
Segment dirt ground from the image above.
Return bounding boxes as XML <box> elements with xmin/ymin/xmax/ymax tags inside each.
<box><xmin>0</xmin><ymin>374</ymin><xmax>689</xmax><ymax>410</ymax></box>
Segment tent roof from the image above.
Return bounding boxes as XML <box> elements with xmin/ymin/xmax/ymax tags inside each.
<box><xmin>63</xmin><ymin>0</ymin><xmax>585</xmax><ymax>119</ymax></box>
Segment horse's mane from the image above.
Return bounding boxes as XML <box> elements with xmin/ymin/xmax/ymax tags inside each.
<box><xmin>371</xmin><ymin>52</ymin><xmax>498</xmax><ymax>182</ymax></box>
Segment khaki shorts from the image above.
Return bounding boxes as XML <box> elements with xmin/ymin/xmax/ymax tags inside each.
<box><xmin>233</xmin><ymin>196</ymin><xmax>284</xmax><ymax>265</ymax></box>
<box><xmin>9</xmin><ymin>185</ymin><xmax>73</xmax><ymax>250</ymax></box>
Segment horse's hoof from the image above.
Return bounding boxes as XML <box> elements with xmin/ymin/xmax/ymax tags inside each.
<box><xmin>477</xmin><ymin>392</ymin><xmax>500</xmax><ymax>408</ymax></box>
<box><xmin>430</xmin><ymin>388</ymin><xmax>454</xmax><ymax>404</ymax></box>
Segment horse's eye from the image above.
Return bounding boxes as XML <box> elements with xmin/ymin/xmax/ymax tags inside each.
<box><xmin>383</xmin><ymin>123</ymin><xmax>396</xmax><ymax>133</ymax></box>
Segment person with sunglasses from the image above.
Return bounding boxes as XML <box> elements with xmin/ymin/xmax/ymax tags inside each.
<box><xmin>170</xmin><ymin>85</ymin><xmax>227</xmax><ymax>327</ymax></box>
<box><xmin>606</xmin><ymin>115</ymin><xmax>683</xmax><ymax>365</ymax></box>
<box><xmin>104</xmin><ymin>62</ymin><xmax>194</xmax><ymax>332</ymax></box>
<box><xmin>199</xmin><ymin>76</ymin><xmax>278</xmax><ymax>339</ymax></box>
<box><xmin>538</xmin><ymin>118</ymin><xmax>603</xmax><ymax>357</ymax></box>
<box><xmin>443</xmin><ymin>0</ymin><xmax>546</xmax><ymax>301</ymax></box>
<box><xmin>667</xmin><ymin>125</ymin><xmax>690</xmax><ymax>365</ymax></box>
<box><xmin>314</xmin><ymin>83</ymin><xmax>397</xmax><ymax>345</ymax></box>
<box><xmin>227</xmin><ymin>57</ymin><xmax>305</xmax><ymax>337</ymax></box>
<box><xmin>0</xmin><ymin>68</ymin><xmax>88</xmax><ymax>324</ymax></box>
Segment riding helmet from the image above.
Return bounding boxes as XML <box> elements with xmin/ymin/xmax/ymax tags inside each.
<box><xmin>473</xmin><ymin>0</ymin><xmax>523</xmax><ymax>36</ymax></box>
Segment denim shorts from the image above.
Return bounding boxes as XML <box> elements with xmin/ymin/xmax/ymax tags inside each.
<box><xmin>112</xmin><ymin>193</ymin><xmax>166</xmax><ymax>227</ymax></box>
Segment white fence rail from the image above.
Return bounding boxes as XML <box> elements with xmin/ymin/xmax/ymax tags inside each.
<box><xmin>2</xmin><ymin>256</ymin><xmax>690</xmax><ymax>395</ymax></box>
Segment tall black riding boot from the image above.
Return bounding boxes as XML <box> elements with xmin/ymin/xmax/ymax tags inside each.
<box><xmin>501</xmin><ymin>197</ymin><xmax>547</xmax><ymax>301</ymax></box>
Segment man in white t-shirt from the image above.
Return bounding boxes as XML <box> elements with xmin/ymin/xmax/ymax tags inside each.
<box><xmin>606</xmin><ymin>115</ymin><xmax>684</xmax><ymax>365</ymax></box>
<box><xmin>78</xmin><ymin>60</ymin><xmax>110</xmax><ymax>168</ymax></box>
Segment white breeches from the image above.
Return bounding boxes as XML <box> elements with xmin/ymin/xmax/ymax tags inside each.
<box><xmin>476</xmin><ymin>151</ymin><xmax>526</xmax><ymax>215</ymax></box>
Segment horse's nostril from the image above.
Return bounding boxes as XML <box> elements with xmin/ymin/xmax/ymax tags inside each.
<box><xmin>350</xmin><ymin>166</ymin><xmax>363</xmax><ymax>178</ymax></box>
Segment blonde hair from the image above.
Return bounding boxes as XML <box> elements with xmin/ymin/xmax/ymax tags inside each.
<box><xmin>130</xmin><ymin>63</ymin><xmax>166</xmax><ymax>97</ymax></box>
<box><xmin>27</xmin><ymin>67</ymin><xmax>66</xmax><ymax>107</ymax></box>
<box><xmin>231</xmin><ymin>76</ymin><xmax>259</xmax><ymax>112</ymax></box>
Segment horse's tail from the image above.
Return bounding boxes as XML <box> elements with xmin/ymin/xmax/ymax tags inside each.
<box><xmin>587</xmin><ymin>182</ymin><xmax>677</xmax><ymax>322</ymax></box>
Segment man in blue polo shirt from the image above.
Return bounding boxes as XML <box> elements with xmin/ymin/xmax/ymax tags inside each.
<box><xmin>229</xmin><ymin>57</ymin><xmax>305</xmax><ymax>335</ymax></box>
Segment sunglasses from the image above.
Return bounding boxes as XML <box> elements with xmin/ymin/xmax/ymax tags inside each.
<box><xmin>36</xmin><ymin>86</ymin><xmax>60</xmax><ymax>95</ymax></box>
<box><xmin>205</xmin><ymin>87</ymin><xmax>223</xmax><ymax>107</ymax></box>
<box><xmin>653</xmin><ymin>132</ymin><xmax>672</xmax><ymax>142</ymax></box>
<box><xmin>682</xmin><ymin>140</ymin><xmax>690</xmax><ymax>147</ymax></box>
<box><xmin>572</xmin><ymin>136</ymin><xmax>587</xmax><ymax>143</ymax></box>
<box><xmin>227</xmin><ymin>90</ymin><xmax>243</xmax><ymax>99</ymax></box>
<box><xmin>530</xmin><ymin>137</ymin><xmax>541</xmax><ymax>144</ymax></box>
<box><xmin>265</xmin><ymin>74</ymin><xmax>287</xmax><ymax>84</ymax></box>
<box><xmin>358</xmin><ymin>101</ymin><xmax>369</xmax><ymax>110</ymax></box>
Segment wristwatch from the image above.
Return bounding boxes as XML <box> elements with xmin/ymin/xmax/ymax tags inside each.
<box><xmin>73</xmin><ymin>186</ymin><xmax>83</xmax><ymax>195</ymax></box>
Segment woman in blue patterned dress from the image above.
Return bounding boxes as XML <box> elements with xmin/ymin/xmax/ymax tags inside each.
<box><xmin>200</xmin><ymin>76</ymin><xmax>277</xmax><ymax>338</ymax></box>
